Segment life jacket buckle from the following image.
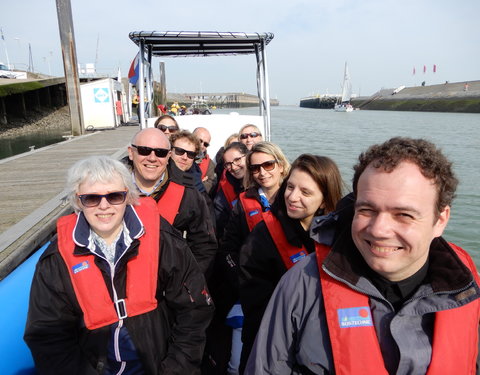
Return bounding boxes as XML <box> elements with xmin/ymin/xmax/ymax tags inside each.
<box><xmin>115</xmin><ymin>299</ymin><xmax>127</xmax><ymax>320</ymax></box>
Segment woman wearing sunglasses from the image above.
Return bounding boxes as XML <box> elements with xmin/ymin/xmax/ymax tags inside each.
<box><xmin>209</xmin><ymin>142</ymin><xmax>290</xmax><ymax>375</ymax></box>
<box><xmin>213</xmin><ymin>142</ymin><xmax>248</xmax><ymax>238</ymax></box>
<box><xmin>238</xmin><ymin>154</ymin><xmax>344</xmax><ymax>372</ymax></box>
<box><xmin>24</xmin><ymin>155</ymin><xmax>213</xmax><ymax>373</ymax></box>
<box><xmin>154</xmin><ymin>114</ymin><xmax>179</xmax><ymax>138</ymax></box>
<box><xmin>238</xmin><ymin>124</ymin><xmax>263</xmax><ymax>150</ymax></box>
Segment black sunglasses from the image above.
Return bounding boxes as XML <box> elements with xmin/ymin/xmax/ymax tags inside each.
<box><xmin>157</xmin><ymin>124</ymin><xmax>179</xmax><ymax>133</ymax></box>
<box><xmin>240</xmin><ymin>132</ymin><xmax>261</xmax><ymax>140</ymax></box>
<box><xmin>173</xmin><ymin>146</ymin><xmax>197</xmax><ymax>160</ymax></box>
<box><xmin>131</xmin><ymin>144</ymin><xmax>170</xmax><ymax>158</ymax></box>
<box><xmin>224</xmin><ymin>155</ymin><xmax>246</xmax><ymax>170</ymax></box>
<box><xmin>199</xmin><ymin>139</ymin><xmax>210</xmax><ymax>148</ymax></box>
<box><xmin>77</xmin><ymin>191</ymin><xmax>127</xmax><ymax>207</ymax></box>
<box><xmin>249</xmin><ymin>160</ymin><xmax>277</xmax><ymax>174</ymax></box>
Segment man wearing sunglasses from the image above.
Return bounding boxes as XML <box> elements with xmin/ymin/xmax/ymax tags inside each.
<box><xmin>127</xmin><ymin>128</ymin><xmax>217</xmax><ymax>276</ymax></box>
<box><xmin>193</xmin><ymin>127</ymin><xmax>217</xmax><ymax>194</ymax></box>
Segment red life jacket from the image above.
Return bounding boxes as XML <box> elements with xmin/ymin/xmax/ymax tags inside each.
<box><xmin>315</xmin><ymin>242</ymin><xmax>480</xmax><ymax>374</ymax></box>
<box><xmin>157</xmin><ymin>181</ymin><xmax>185</xmax><ymax>225</ymax></box>
<box><xmin>263</xmin><ymin>211</ymin><xmax>308</xmax><ymax>269</ymax></box>
<box><xmin>57</xmin><ymin>197</ymin><xmax>160</xmax><ymax>330</ymax></box>
<box><xmin>198</xmin><ymin>154</ymin><xmax>211</xmax><ymax>179</ymax></box>
<box><xmin>218</xmin><ymin>170</ymin><xmax>239</xmax><ymax>209</ymax></box>
<box><xmin>239</xmin><ymin>192</ymin><xmax>264</xmax><ymax>231</ymax></box>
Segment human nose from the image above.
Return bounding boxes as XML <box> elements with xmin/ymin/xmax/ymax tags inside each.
<box><xmin>287</xmin><ymin>187</ymin><xmax>300</xmax><ymax>202</ymax></box>
<box><xmin>146</xmin><ymin>150</ymin><xmax>157</xmax><ymax>161</ymax></box>
<box><xmin>365</xmin><ymin>213</ymin><xmax>391</xmax><ymax>238</ymax></box>
<box><xmin>98</xmin><ymin>196</ymin><xmax>110</xmax><ymax>209</ymax></box>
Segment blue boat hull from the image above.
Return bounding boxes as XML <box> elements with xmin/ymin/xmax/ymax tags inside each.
<box><xmin>0</xmin><ymin>244</ymin><xmax>48</xmax><ymax>374</ymax></box>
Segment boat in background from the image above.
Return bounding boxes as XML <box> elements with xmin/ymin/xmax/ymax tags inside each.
<box><xmin>334</xmin><ymin>62</ymin><xmax>354</xmax><ymax>112</ymax></box>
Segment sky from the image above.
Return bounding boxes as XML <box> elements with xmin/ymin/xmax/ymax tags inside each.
<box><xmin>1</xmin><ymin>0</ymin><xmax>479</xmax><ymax>105</ymax></box>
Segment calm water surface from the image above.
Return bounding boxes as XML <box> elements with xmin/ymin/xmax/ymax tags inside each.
<box><xmin>3</xmin><ymin>106</ymin><xmax>479</xmax><ymax>264</ymax></box>
<box><xmin>222</xmin><ymin>106</ymin><xmax>480</xmax><ymax>265</ymax></box>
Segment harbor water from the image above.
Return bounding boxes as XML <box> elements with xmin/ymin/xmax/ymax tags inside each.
<box><xmin>2</xmin><ymin>106</ymin><xmax>479</xmax><ymax>265</ymax></box>
<box><xmin>222</xmin><ymin>106</ymin><xmax>480</xmax><ymax>265</ymax></box>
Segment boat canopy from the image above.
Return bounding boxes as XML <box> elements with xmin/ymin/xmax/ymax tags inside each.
<box><xmin>129</xmin><ymin>31</ymin><xmax>274</xmax><ymax>57</ymax></box>
<box><xmin>128</xmin><ymin>31</ymin><xmax>274</xmax><ymax>140</ymax></box>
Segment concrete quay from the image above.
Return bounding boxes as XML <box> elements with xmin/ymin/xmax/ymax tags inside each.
<box><xmin>353</xmin><ymin>80</ymin><xmax>480</xmax><ymax>113</ymax></box>
<box><xmin>0</xmin><ymin>125</ymin><xmax>139</xmax><ymax>279</ymax></box>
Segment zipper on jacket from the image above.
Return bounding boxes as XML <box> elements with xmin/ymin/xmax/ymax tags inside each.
<box><xmin>322</xmin><ymin>264</ymin><xmax>395</xmax><ymax>311</ymax></box>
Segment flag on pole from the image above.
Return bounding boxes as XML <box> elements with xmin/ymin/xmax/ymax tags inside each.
<box><xmin>423</xmin><ymin>65</ymin><xmax>426</xmax><ymax>74</ymax></box>
<box><xmin>128</xmin><ymin>53</ymin><xmax>140</xmax><ymax>85</ymax></box>
<box><xmin>433</xmin><ymin>64</ymin><xmax>437</xmax><ymax>73</ymax></box>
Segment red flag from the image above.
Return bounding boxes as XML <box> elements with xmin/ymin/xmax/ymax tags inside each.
<box><xmin>433</xmin><ymin>64</ymin><xmax>437</xmax><ymax>73</ymax></box>
<box><xmin>423</xmin><ymin>65</ymin><xmax>426</xmax><ymax>74</ymax></box>
<box><xmin>413</xmin><ymin>66</ymin><xmax>416</xmax><ymax>75</ymax></box>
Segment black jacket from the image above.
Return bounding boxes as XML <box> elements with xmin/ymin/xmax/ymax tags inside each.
<box><xmin>24</xmin><ymin>216</ymin><xmax>214</xmax><ymax>375</ymax></box>
<box><xmin>211</xmin><ymin>188</ymin><xmax>268</xmax><ymax>319</ymax></box>
<box><xmin>125</xmin><ymin>157</ymin><xmax>218</xmax><ymax>277</ymax></box>
<box><xmin>213</xmin><ymin>171</ymin><xmax>244</xmax><ymax>239</ymax></box>
<box><xmin>238</xmin><ymin>189</ymin><xmax>315</xmax><ymax>372</ymax></box>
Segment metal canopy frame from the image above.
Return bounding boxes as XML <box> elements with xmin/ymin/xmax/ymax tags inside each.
<box><xmin>128</xmin><ymin>31</ymin><xmax>274</xmax><ymax>140</ymax></box>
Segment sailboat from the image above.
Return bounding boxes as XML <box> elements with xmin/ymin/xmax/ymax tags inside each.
<box><xmin>334</xmin><ymin>62</ymin><xmax>354</xmax><ymax>112</ymax></box>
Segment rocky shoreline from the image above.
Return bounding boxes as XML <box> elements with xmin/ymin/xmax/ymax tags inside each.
<box><xmin>0</xmin><ymin>106</ymin><xmax>71</xmax><ymax>139</ymax></box>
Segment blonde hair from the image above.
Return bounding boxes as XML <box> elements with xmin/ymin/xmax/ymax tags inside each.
<box><xmin>244</xmin><ymin>142</ymin><xmax>290</xmax><ymax>189</ymax></box>
<box><xmin>224</xmin><ymin>133</ymin><xmax>239</xmax><ymax>148</ymax></box>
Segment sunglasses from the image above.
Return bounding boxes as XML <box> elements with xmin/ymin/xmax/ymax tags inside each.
<box><xmin>249</xmin><ymin>160</ymin><xmax>277</xmax><ymax>174</ymax></box>
<box><xmin>131</xmin><ymin>144</ymin><xmax>170</xmax><ymax>158</ymax></box>
<box><xmin>157</xmin><ymin>124</ymin><xmax>179</xmax><ymax>133</ymax></box>
<box><xmin>199</xmin><ymin>139</ymin><xmax>210</xmax><ymax>148</ymax></box>
<box><xmin>77</xmin><ymin>191</ymin><xmax>127</xmax><ymax>207</ymax></box>
<box><xmin>173</xmin><ymin>146</ymin><xmax>197</xmax><ymax>159</ymax></box>
<box><xmin>224</xmin><ymin>155</ymin><xmax>246</xmax><ymax>170</ymax></box>
<box><xmin>240</xmin><ymin>132</ymin><xmax>261</xmax><ymax>140</ymax></box>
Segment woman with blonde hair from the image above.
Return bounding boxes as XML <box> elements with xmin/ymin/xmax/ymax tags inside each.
<box><xmin>238</xmin><ymin>124</ymin><xmax>263</xmax><ymax>150</ymax></box>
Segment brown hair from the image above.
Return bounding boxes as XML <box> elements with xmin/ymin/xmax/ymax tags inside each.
<box><xmin>170</xmin><ymin>130</ymin><xmax>201</xmax><ymax>154</ymax></box>
<box><xmin>154</xmin><ymin>114</ymin><xmax>179</xmax><ymax>129</ymax></box>
<box><xmin>288</xmin><ymin>154</ymin><xmax>344</xmax><ymax>214</ymax></box>
<box><xmin>352</xmin><ymin>137</ymin><xmax>458</xmax><ymax>216</ymax></box>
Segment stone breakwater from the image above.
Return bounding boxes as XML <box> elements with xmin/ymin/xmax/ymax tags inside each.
<box><xmin>352</xmin><ymin>80</ymin><xmax>480</xmax><ymax>113</ymax></box>
<box><xmin>0</xmin><ymin>106</ymin><xmax>70</xmax><ymax>138</ymax></box>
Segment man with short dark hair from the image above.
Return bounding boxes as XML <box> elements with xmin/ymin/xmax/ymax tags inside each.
<box><xmin>246</xmin><ymin>137</ymin><xmax>480</xmax><ymax>374</ymax></box>
<box><xmin>127</xmin><ymin>128</ymin><xmax>217</xmax><ymax>276</ymax></box>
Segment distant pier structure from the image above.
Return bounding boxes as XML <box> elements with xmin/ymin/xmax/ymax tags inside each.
<box><xmin>165</xmin><ymin>92</ymin><xmax>279</xmax><ymax>108</ymax></box>
<box><xmin>299</xmin><ymin>94</ymin><xmax>339</xmax><ymax>109</ymax></box>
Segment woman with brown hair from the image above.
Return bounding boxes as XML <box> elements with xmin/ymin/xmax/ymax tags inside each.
<box><xmin>238</xmin><ymin>153</ymin><xmax>344</xmax><ymax>371</ymax></box>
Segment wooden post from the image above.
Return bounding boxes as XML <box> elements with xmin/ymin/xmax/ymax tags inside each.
<box><xmin>159</xmin><ymin>61</ymin><xmax>166</xmax><ymax>107</ymax></box>
<box><xmin>55</xmin><ymin>0</ymin><xmax>83</xmax><ymax>136</ymax></box>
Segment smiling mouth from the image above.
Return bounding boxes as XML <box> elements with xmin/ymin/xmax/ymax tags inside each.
<box><xmin>368</xmin><ymin>242</ymin><xmax>402</xmax><ymax>253</ymax></box>
<box><xmin>97</xmin><ymin>214</ymin><xmax>113</xmax><ymax>219</ymax></box>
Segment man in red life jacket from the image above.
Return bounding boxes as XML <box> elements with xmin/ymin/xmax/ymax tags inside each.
<box><xmin>193</xmin><ymin>127</ymin><xmax>217</xmax><ymax>194</ymax></box>
<box><xmin>245</xmin><ymin>137</ymin><xmax>480</xmax><ymax>375</ymax></box>
<box><xmin>126</xmin><ymin>128</ymin><xmax>217</xmax><ymax>276</ymax></box>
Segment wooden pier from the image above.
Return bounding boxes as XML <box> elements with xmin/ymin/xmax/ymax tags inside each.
<box><xmin>0</xmin><ymin>125</ymin><xmax>139</xmax><ymax>279</ymax></box>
